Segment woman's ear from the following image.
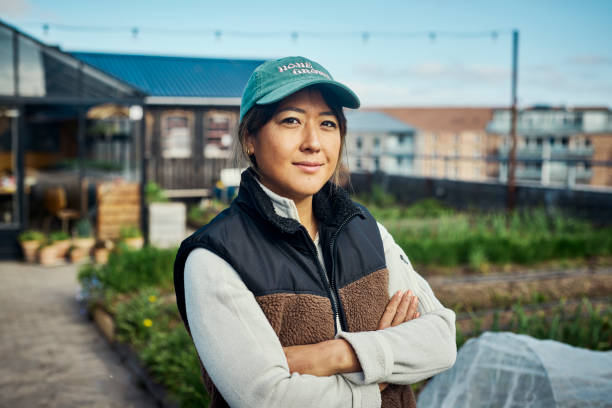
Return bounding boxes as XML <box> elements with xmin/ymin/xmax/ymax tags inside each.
<box><xmin>245</xmin><ymin>133</ymin><xmax>255</xmax><ymax>156</ymax></box>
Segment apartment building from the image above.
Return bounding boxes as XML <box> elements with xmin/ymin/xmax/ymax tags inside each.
<box><xmin>376</xmin><ymin>108</ymin><xmax>495</xmax><ymax>181</ymax></box>
<box><xmin>344</xmin><ymin>111</ymin><xmax>417</xmax><ymax>175</ymax></box>
<box><xmin>488</xmin><ymin>106</ymin><xmax>612</xmax><ymax>187</ymax></box>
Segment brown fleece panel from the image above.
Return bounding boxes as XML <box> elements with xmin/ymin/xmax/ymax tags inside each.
<box><xmin>339</xmin><ymin>269</ymin><xmax>417</xmax><ymax>408</ymax></box>
<box><xmin>338</xmin><ymin>268</ymin><xmax>390</xmax><ymax>332</ymax></box>
<box><xmin>256</xmin><ymin>292</ymin><xmax>336</xmax><ymax>346</ymax></box>
<box><xmin>382</xmin><ymin>384</ymin><xmax>417</xmax><ymax>408</ymax></box>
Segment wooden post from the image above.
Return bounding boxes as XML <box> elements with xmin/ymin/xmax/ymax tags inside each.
<box><xmin>507</xmin><ymin>30</ymin><xmax>519</xmax><ymax>212</ymax></box>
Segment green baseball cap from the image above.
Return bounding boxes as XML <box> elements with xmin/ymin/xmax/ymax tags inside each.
<box><xmin>240</xmin><ymin>56</ymin><xmax>360</xmax><ymax>122</ymax></box>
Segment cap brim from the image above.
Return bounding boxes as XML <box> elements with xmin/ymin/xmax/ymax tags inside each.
<box><xmin>256</xmin><ymin>78</ymin><xmax>360</xmax><ymax>109</ymax></box>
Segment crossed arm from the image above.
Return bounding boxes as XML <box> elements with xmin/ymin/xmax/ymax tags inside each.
<box><xmin>283</xmin><ymin>289</ymin><xmax>420</xmax><ymax>392</ymax></box>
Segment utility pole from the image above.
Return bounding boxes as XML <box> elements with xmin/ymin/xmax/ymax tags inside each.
<box><xmin>507</xmin><ymin>29</ymin><xmax>519</xmax><ymax>212</ymax></box>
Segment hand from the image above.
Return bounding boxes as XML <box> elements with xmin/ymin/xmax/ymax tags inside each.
<box><xmin>377</xmin><ymin>290</ymin><xmax>420</xmax><ymax>330</ymax></box>
<box><xmin>283</xmin><ymin>339</ymin><xmax>359</xmax><ymax>377</ymax></box>
<box><xmin>377</xmin><ymin>290</ymin><xmax>420</xmax><ymax>392</ymax></box>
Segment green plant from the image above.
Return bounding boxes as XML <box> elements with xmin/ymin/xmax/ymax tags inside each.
<box><xmin>78</xmin><ymin>245</ymin><xmax>176</xmax><ymax>295</ymax></box>
<box><xmin>119</xmin><ymin>224</ymin><xmax>142</xmax><ymax>239</ymax></box>
<box><xmin>48</xmin><ymin>230</ymin><xmax>70</xmax><ymax>243</ymax></box>
<box><xmin>457</xmin><ymin>298</ymin><xmax>612</xmax><ymax>351</ymax></box>
<box><xmin>112</xmin><ymin>288</ymin><xmax>210</xmax><ymax>407</ymax></box>
<box><xmin>75</xmin><ymin>218</ymin><xmax>93</xmax><ymax>238</ymax></box>
<box><xmin>145</xmin><ymin>181</ymin><xmax>168</xmax><ymax>204</ymax></box>
<box><xmin>188</xmin><ymin>200</ymin><xmax>228</xmax><ymax>227</ymax></box>
<box><xmin>18</xmin><ymin>230</ymin><xmax>45</xmax><ymax>242</ymax></box>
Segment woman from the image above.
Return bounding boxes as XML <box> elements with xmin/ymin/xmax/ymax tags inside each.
<box><xmin>173</xmin><ymin>56</ymin><xmax>456</xmax><ymax>408</ymax></box>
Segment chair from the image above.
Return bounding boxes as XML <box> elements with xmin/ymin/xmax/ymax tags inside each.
<box><xmin>43</xmin><ymin>186</ymin><xmax>80</xmax><ymax>233</ymax></box>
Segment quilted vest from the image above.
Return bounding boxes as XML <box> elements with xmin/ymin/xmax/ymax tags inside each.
<box><xmin>174</xmin><ymin>168</ymin><xmax>416</xmax><ymax>408</ymax></box>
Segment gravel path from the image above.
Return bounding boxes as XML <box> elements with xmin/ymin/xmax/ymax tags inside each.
<box><xmin>0</xmin><ymin>262</ymin><xmax>158</xmax><ymax>408</ymax></box>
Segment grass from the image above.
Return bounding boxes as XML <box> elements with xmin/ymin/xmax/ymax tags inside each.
<box><xmin>354</xmin><ymin>187</ymin><xmax>612</xmax><ymax>268</ymax></box>
<box><xmin>456</xmin><ymin>298</ymin><xmax>612</xmax><ymax>351</ymax></box>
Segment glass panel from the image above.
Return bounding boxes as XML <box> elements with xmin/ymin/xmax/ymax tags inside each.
<box><xmin>24</xmin><ymin>105</ymin><xmax>81</xmax><ymax>233</ymax></box>
<box><xmin>161</xmin><ymin>111</ymin><xmax>193</xmax><ymax>158</ymax></box>
<box><xmin>85</xmin><ymin>104</ymin><xmax>138</xmax><ymax>181</ymax></box>
<box><xmin>41</xmin><ymin>49</ymin><xmax>80</xmax><ymax>97</ymax></box>
<box><xmin>0</xmin><ymin>107</ymin><xmax>18</xmax><ymax>225</ymax></box>
<box><xmin>204</xmin><ymin>110</ymin><xmax>235</xmax><ymax>158</ymax></box>
<box><xmin>18</xmin><ymin>35</ymin><xmax>45</xmax><ymax>97</ymax></box>
<box><xmin>0</xmin><ymin>26</ymin><xmax>14</xmax><ymax>95</ymax></box>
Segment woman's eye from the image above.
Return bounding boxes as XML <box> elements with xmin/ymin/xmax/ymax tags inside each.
<box><xmin>322</xmin><ymin>120</ymin><xmax>337</xmax><ymax>128</ymax></box>
<box><xmin>281</xmin><ymin>117</ymin><xmax>300</xmax><ymax>125</ymax></box>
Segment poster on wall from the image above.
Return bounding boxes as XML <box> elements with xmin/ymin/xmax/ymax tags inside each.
<box><xmin>162</xmin><ymin>116</ymin><xmax>191</xmax><ymax>158</ymax></box>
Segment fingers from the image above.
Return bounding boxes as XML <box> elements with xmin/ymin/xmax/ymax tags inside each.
<box><xmin>377</xmin><ymin>290</ymin><xmax>403</xmax><ymax>330</ymax></box>
<box><xmin>406</xmin><ymin>293</ymin><xmax>419</xmax><ymax>322</ymax></box>
<box><xmin>391</xmin><ymin>290</ymin><xmax>412</xmax><ymax>326</ymax></box>
<box><xmin>378</xmin><ymin>290</ymin><xmax>421</xmax><ymax>330</ymax></box>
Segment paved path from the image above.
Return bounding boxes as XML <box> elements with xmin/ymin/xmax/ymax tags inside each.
<box><xmin>0</xmin><ymin>262</ymin><xmax>158</xmax><ymax>408</ymax></box>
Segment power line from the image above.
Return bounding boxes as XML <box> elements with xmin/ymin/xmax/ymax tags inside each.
<box><xmin>18</xmin><ymin>22</ymin><xmax>513</xmax><ymax>42</ymax></box>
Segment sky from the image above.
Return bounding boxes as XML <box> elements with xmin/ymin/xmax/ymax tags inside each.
<box><xmin>1</xmin><ymin>0</ymin><xmax>611</xmax><ymax>108</ymax></box>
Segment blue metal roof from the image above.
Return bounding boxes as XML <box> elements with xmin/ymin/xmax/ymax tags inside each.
<box><xmin>70</xmin><ymin>51</ymin><xmax>264</xmax><ymax>98</ymax></box>
<box><xmin>345</xmin><ymin>111</ymin><xmax>416</xmax><ymax>133</ymax></box>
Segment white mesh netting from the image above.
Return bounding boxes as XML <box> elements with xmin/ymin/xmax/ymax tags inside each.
<box><xmin>417</xmin><ymin>331</ymin><xmax>612</xmax><ymax>408</ymax></box>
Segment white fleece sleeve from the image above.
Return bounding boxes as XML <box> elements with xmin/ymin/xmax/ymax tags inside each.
<box><xmin>184</xmin><ymin>248</ymin><xmax>382</xmax><ymax>408</ymax></box>
<box><xmin>338</xmin><ymin>222</ymin><xmax>457</xmax><ymax>385</ymax></box>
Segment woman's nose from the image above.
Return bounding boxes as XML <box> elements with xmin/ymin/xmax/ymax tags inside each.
<box><xmin>300</xmin><ymin>121</ymin><xmax>321</xmax><ymax>152</ymax></box>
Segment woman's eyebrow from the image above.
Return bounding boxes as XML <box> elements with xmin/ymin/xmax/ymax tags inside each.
<box><xmin>276</xmin><ymin>107</ymin><xmax>336</xmax><ymax>117</ymax></box>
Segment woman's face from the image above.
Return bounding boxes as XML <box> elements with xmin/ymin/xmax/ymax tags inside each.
<box><xmin>246</xmin><ymin>87</ymin><xmax>341</xmax><ymax>203</ymax></box>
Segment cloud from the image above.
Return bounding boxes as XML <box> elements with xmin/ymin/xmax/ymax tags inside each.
<box><xmin>0</xmin><ymin>0</ymin><xmax>31</xmax><ymax>17</ymax></box>
<box><xmin>565</xmin><ymin>55</ymin><xmax>612</xmax><ymax>66</ymax></box>
<box><xmin>353</xmin><ymin>61</ymin><xmax>509</xmax><ymax>84</ymax></box>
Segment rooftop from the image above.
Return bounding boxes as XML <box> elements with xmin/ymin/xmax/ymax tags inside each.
<box><xmin>70</xmin><ymin>51</ymin><xmax>265</xmax><ymax>99</ymax></box>
<box><xmin>345</xmin><ymin>111</ymin><xmax>416</xmax><ymax>133</ymax></box>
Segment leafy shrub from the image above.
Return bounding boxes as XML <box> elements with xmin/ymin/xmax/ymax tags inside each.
<box><xmin>75</xmin><ymin>219</ymin><xmax>93</xmax><ymax>238</ymax></box>
<box><xmin>78</xmin><ymin>245</ymin><xmax>176</xmax><ymax>295</ymax></box>
<box><xmin>146</xmin><ymin>181</ymin><xmax>168</xmax><ymax>204</ymax></box>
<box><xmin>18</xmin><ymin>230</ymin><xmax>45</xmax><ymax>242</ymax></box>
<box><xmin>49</xmin><ymin>230</ymin><xmax>70</xmax><ymax>242</ymax></box>
<box><xmin>119</xmin><ymin>224</ymin><xmax>142</xmax><ymax>239</ymax></box>
<box><xmin>112</xmin><ymin>288</ymin><xmax>209</xmax><ymax>407</ymax></box>
<box><xmin>187</xmin><ymin>200</ymin><xmax>228</xmax><ymax>227</ymax></box>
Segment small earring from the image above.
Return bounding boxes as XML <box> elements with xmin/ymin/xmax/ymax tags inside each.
<box><xmin>247</xmin><ymin>147</ymin><xmax>252</xmax><ymax>155</ymax></box>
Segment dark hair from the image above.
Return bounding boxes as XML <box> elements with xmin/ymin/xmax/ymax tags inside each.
<box><xmin>234</xmin><ymin>84</ymin><xmax>348</xmax><ymax>185</ymax></box>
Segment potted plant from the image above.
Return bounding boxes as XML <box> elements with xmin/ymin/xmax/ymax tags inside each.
<box><xmin>49</xmin><ymin>230</ymin><xmax>71</xmax><ymax>259</ymax></box>
<box><xmin>38</xmin><ymin>240</ymin><xmax>59</xmax><ymax>265</ymax></box>
<box><xmin>94</xmin><ymin>240</ymin><xmax>114</xmax><ymax>264</ymax></box>
<box><xmin>120</xmin><ymin>224</ymin><xmax>144</xmax><ymax>250</ymax></box>
<box><xmin>73</xmin><ymin>218</ymin><xmax>95</xmax><ymax>258</ymax></box>
<box><xmin>18</xmin><ymin>230</ymin><xmax>45</xmax><ymax>263</ymax></box>
<box><xmin>69</xmin><ymin>245</ymin><xmax>87</xmax><ymax>263</ymax></box>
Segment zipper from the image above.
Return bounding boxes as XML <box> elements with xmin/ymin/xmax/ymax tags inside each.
<box><xmin>328</xmin><ymin>211</ymin><xmax>361</xmax><ymax>332</ymax></box>
<box><xmin>300</xmin><ymin>226</ymin><xmax>341</xmax><ymax>334</ymax></box>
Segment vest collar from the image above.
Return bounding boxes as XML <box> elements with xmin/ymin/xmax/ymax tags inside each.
<box><xmin>235</xmin><ymin>167</ymin><xmax>363</xmax><ymax>235</ymax></box>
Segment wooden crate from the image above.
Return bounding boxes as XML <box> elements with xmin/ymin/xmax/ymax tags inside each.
<box><xmin>96</xmin><ymin>182</ymin><xmax>141</xmax><ymax>240</ymax></box>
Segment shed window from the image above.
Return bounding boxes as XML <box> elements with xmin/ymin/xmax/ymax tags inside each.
<box><xmin>162</xmin><ymin>114</ymin><xmax>192</xmax><ymax>158</ymax></box>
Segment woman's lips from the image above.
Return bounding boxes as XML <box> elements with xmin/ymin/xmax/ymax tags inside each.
<box><xmin>293</xmin><ymin>162</ymin><xmax>323</xmax><ymax>174</ymax></box>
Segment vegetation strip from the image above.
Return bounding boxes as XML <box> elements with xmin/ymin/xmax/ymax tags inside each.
<box><xmin>90</xmin><ymin>305</ymin><xmax>179</xmax><ymax>408</ymax></box>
